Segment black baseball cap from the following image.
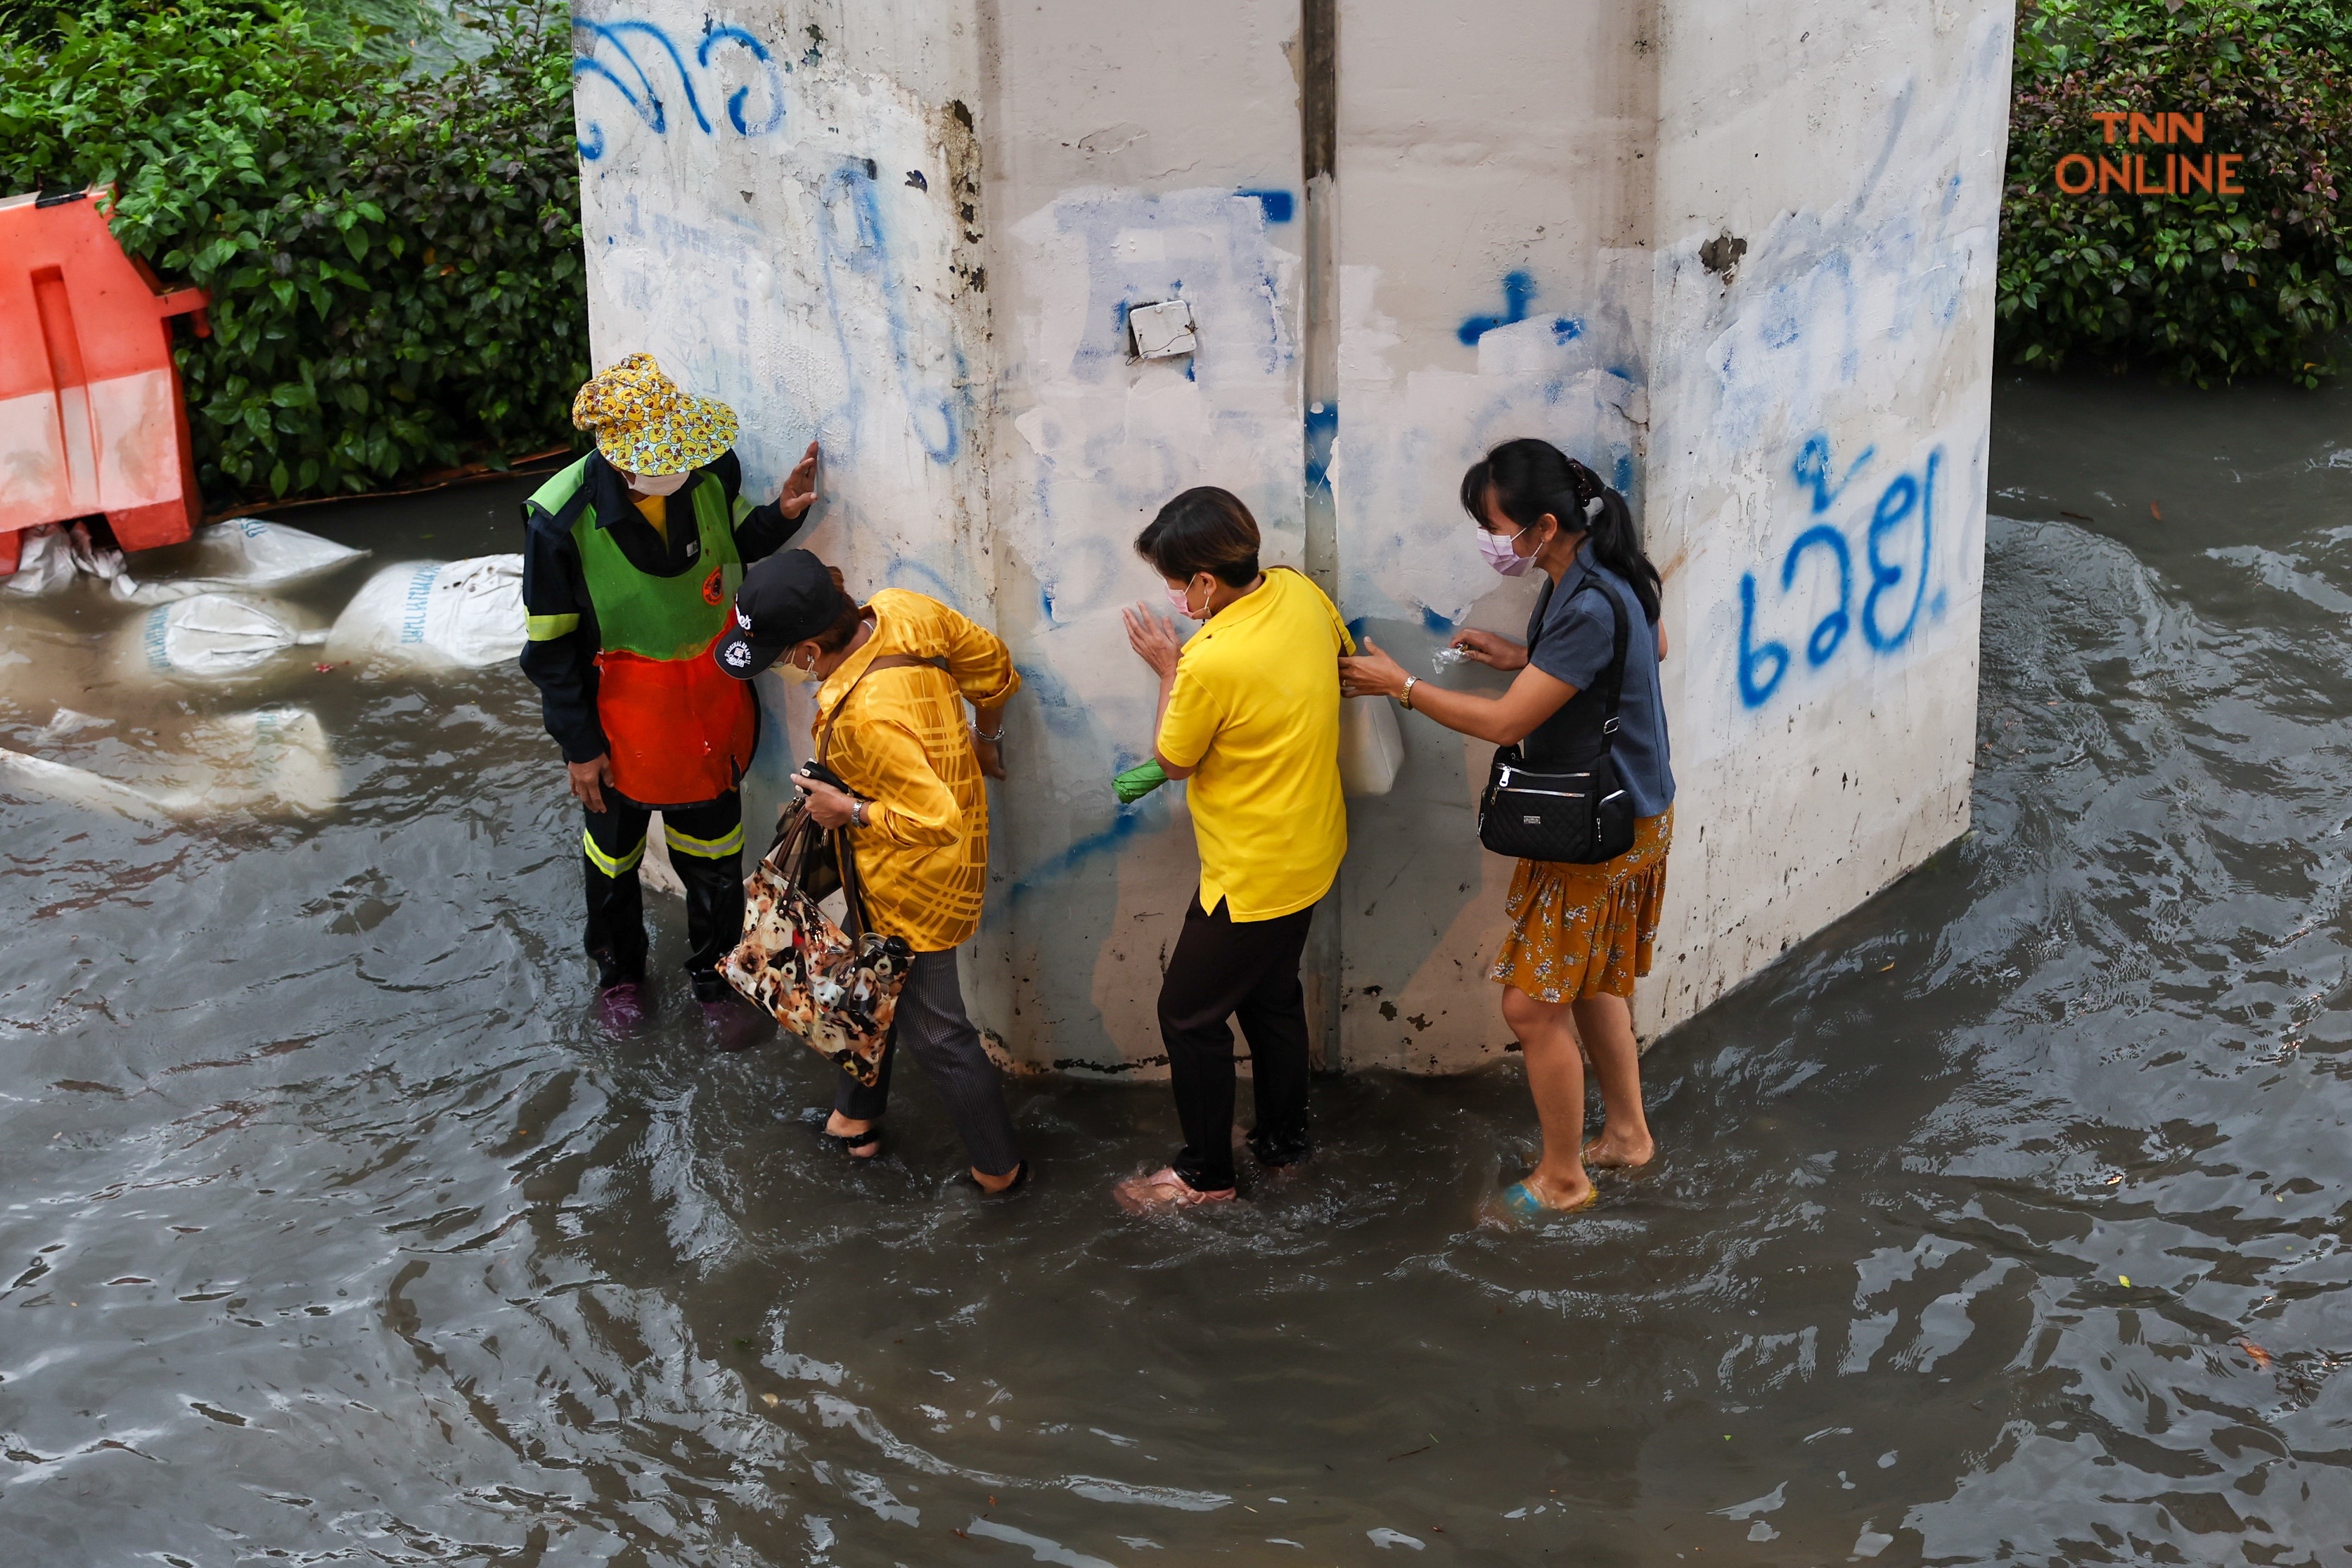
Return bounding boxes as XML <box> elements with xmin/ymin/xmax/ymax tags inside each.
<box><xmin>713</xmin><ymin>549</ymin><xmax>856</xmax><ymax>679</ymax></box>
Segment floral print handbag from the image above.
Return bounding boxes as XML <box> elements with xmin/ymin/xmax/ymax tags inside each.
<box><xmin>722</xmin><ymin>800</ymin><xmax>913</xmax><ymax>1086</ymax></box>
<box><xmin>721</xmin><ymin>657</ymin><xmax>920</xmax><ymax>1085</ymax></box>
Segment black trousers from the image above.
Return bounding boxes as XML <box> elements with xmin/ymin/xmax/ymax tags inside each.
<box><xmin>583</xmin><ymin>792</ymin><xmax>745</xmax><ymax>1001</ymax></box>
<box><xmin>1158</xmin><ymin>894</ymin><xmax>1317</xmax><ymax>1192</ymax></box>
<box><xmin>834</xmin><ymin>948</ymin><xmax>1022</xmax><ymax>1178</ymax></box>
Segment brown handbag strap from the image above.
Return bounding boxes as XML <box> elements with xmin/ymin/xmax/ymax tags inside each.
<box><xmin>808</xmin><ymin>650</ymin><xmax>942</xmax><ymax>937</ymax></box>
<box><xmin>814</xmin><ymin>651</ymin><xmax>942</xmax><ymax>765</ymax></box>
<box><xmin>833</xmin><ymin>818</ymin><xmax>870</xmax><ymax>939</ymax></box>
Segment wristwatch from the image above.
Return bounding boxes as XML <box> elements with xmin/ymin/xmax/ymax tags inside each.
<box><xmin>852</xmin><ymin>799</ymin><xmax>872</xmax><ymax>828</ymax></box>
<box><xmin>1401</xmin><ymin>676</ymin><xmax>1420</xmax><ymax>711</ymax></box>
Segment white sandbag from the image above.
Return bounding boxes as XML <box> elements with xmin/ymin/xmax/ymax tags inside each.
<box><xmin>114</xmin><ymin>593</ymin><xmax>323</xmax><ymax>682</ymax></box>
<box><xmin>323</xmin><ymin>555</ymin><xmax>524</xmax><ymax>669</ymax></box>
<box><xmin>113</xmin><ymin>518</ymin><xmax>366</xmax><ymax>606</ymax></box>
<box><xmin>0</xmin><ymin>745</ymin><xmax>169</xmax><ymax>821</ymax></box>
<box><xmin>163</xmin><ymin>707</ymin><xmax>342</xmax><ymax>816</ymax></box>
<box><xmin>1338</xmin><ymin>693</ymin><xmax>1403</xmax><ymax>797</ymax></box>
<box><xmin>1</xmin><ymin>527</ymin><xmax>76</xmax><ymax>596</ymax></box>
<box><xmin>0</xmin><ymin>707</ymin><xmax>338</xmax><ymax>821</ymax></box>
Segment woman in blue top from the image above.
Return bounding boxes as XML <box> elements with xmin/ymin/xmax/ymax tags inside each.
<box><xmin>1340</xmin><ymin>438</ymin><xmax>1674</xmax><ymax>1217</ymax></box>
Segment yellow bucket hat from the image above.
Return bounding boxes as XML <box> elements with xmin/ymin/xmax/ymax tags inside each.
<box><xmin>570</xmin><ymin>353</ymin><xmax>739</xmax><ymax>476</ymax></box>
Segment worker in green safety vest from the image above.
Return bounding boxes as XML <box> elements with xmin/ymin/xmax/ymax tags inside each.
<box><xmin>519</xmin><ymin>354</ymin><xmax>821</xmax><ymax>1041</ymax></box>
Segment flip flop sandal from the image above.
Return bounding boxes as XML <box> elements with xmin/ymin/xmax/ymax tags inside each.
<box><xmin>815</xmin><ymin>1122</ymin><xmax>885</xmax><ymax>1159</ymax></box>
<box><xmin>1500</xmin><ymin>1181</ymin><xmax>1597</xmax><ymax>1218</ymax></box>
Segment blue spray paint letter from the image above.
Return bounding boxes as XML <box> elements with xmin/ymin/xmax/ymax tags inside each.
<box><xmin>573</xmin><ymin>18</ymin><xmax>787</xmax><ymax>160</ymax></box>
<box><xmin>1737</xmin><ymin>573</ymin><xmax>1792</xmax><ymax>709</ymax></box>
<box><xmin>1780</xmin><ymin>525</ymin><xmax>1852</xmax><ymax>667</ymax></box>
<box><xmin>1862</xmin><ymin>449</ymin><xmax>1935</xmax><ymax>650</ymax></box>
<box><xmin>1457</xmin><ymin>271</ymin><xmax>1537</xmax><ymax>346</ymax></box>
<box><xmin>1789</xmin><ymin>434</ymin><xmax>1875</xmax><ymax>515</ymax></box>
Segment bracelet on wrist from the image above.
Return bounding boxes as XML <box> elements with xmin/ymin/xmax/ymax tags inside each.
<box><xmin>1401</xmin><ymin>676</ymin><xmax>1420</xmax><ymax>711</ymax></box>
<box><xmin>972</xmin><ymin>725</ymin><xmax>1003</xmax><ymax>743</ymax></box>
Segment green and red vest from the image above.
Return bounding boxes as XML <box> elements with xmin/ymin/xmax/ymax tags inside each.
<box><xmin>529</xmin><ymin>458</ymin><xmax>757</xmax><ymax>807</ymax></box>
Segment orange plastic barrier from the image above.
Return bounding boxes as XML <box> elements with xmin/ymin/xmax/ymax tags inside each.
<box><xmin>0</xmin><ymin>185</ymin><xmax>210</xmax><ymax>559</ymax></box>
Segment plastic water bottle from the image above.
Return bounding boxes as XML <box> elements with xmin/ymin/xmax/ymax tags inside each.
<box><xmin>1432</xmin><ymin>644</ymin><xmax>1472</xmax><ymax>673</ymax></box>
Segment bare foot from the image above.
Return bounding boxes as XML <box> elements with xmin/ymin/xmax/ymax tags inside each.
<box><xmin>1582</xmin><ymin>1133</ymin><xmax>1655</xmax><ymax>1171</ymax></box>
<box><xmin>1114</xmin><ymin>1166</ymin><xmax>1237</xmax><ymax>1213</ymax></box>
<box><xmin>971</xmin><ymin>1161</ymin><xmax>1026</xmax><ymax>1195</ymax></box>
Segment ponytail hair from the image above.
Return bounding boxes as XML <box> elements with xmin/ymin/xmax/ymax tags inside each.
<box><xmin>1458</xmin><ymin>437</ymin><xmax>1660</xmax><ymax>623</ymax></box>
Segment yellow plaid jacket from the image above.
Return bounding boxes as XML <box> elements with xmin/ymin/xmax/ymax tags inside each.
<box><xmin>813</xmin><ymin>590</ymin><xmax>1020</xmax><ymax>952</ymax></box>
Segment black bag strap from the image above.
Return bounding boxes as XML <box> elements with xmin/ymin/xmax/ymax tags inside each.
<box><xmin>1588</xmin><ymin>577</ymin><xmax>1630</xmax><ymax>747</ymax></box>
<box><xmin>1521</xmin><ymin>571</ymin><xmax>1631</xmax><ymax>757</ymax></box>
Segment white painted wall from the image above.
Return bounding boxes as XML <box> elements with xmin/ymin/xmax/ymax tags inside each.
<box><xmin>1639</xmin><ymin>3</ymin><xmax>2010</xmax><ymax>1030</ymax></box>
<box><xmin>973</xmin><ymin>0</ymin><xmax>1305</xmax><ymax>1069</ymax></box>
<box><xmin>571</xmin><ymin>0</ymin><xmax>2010</xmax><ymax>1073</ymax></box>
<box><xmin>572</xmin><ymin>0</ymin><xmax>990</xmax><ymax>838</ymax></box>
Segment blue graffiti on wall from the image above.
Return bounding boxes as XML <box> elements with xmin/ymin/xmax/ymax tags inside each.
<box><xmin>1736</xmin><ymin>440</ymin><xmax>1941</xmax><ymax>709</ymax></box>
<box><xmin>1237</xmin><ymin>188</ymin><xmax>1296</xmax><ymax>224</ymax></box>
<box><xmin>812</xmin><ymin>160</ymin><xmax>965</xmax><ymax>465</ymax></box>
<box><xmin>1457</xmin><ymin>271</ymin><xmax>1585</xmax><ymax>348</ymax></box>
<box><xmin>573</xmin><ymin>19</ymin><xmax>786</xmax><ymax>160</ymax></box>
<box><xmin>1789</xmin><ymin>432</ymin><xmax>1877</xmax><ymax>515</ymax></box>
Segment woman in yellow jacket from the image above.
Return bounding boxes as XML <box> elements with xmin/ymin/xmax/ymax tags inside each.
<box><xmin>714</xmin><ymin>550</ymin><xmax>1026</xmax><ymax>1192</ymax></box>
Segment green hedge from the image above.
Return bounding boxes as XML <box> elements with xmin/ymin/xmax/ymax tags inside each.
<box><xmin>0</xmin><ymin>0</ymin><xmax>587</xmax><ymax>503</ymax></box>
<box><xmin>2000</xmin><ymin>0</ymin><xmax>2352</xmax><ymax>385</ymax></box>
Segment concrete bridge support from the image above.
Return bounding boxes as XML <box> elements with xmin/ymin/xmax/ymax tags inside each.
<box><xmin>570</xmin><ymin>0</ymin><xmax>2012</xmax><ymax>1072</ymax></box>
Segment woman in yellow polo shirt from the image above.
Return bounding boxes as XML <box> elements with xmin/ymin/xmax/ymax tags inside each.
<box><xmin>1114</xmin><ymin>487</ymin><xmax>1352</xmax><ymax>1210</ymax></box>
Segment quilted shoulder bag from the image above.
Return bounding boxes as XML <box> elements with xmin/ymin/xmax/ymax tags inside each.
<box><xmin>1474</xmin><ymin>576</ymin><xmax>1638</xmax><ymax>865</ymax></box>
<box><xmin>721</xmin><ymin>655</ymin><xmax>930</xmax><ymax>1084</ymax></box>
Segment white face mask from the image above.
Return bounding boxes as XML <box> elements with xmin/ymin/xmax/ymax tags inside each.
<box><xmin>1478</xmin><ymin>525</ymin><xmax>1534</xmax><ymax>577</ymax></box>
<box><xmin>773</xmin><ymin>648</ymin><xmax>818</xmax><ymax>685</ymax></box>
<box><xmin>1165</xmin><ymin>580</ymin><xmax>1208</xmax><ymax>620</ymax></box>
<box><xmin>624</xmin><ymin>470</ymin><xmax>690</xmax><ymax>497</ymax></box>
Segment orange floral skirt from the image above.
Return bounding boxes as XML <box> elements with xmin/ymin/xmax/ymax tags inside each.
<box><xmin>1488</xmin><ymin>807</ymin><xmax>1673</xmax><ymax>1003</ymax></box>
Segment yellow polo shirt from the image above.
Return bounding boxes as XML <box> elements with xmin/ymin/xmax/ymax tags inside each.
<box><xmin>1157</xmin><ymin>567</ymin><xmax>1354</xmax><ymax>920</ymax></box>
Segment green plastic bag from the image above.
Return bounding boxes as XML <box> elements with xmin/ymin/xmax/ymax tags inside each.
<box><xmin>1114</xmin><ymin>758</ymin><xmax>1169</xmax><ymax>804</ymax></box>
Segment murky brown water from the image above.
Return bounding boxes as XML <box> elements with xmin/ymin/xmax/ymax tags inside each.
<box><xmin>4</xmin><ymin>376</ymin><xmax>2350</xmax><ymax>1564</ymax></box>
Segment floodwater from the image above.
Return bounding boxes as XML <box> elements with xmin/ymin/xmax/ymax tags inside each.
<box><xmin>4</xmin><ymin>375</ymin><xmax>2349</xmax><ymax>1565</ymax></box>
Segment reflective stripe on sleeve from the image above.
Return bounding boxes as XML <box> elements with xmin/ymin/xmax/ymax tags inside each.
<box><xmin>581</xmin><ymin>829</ymin><xmax>646</xmax><ymax>878</ymax></box>
<box><xmin>527</xmin><ymin>612</ymin><xmax>581</xmax><ymax>641</ymax></box>
<box><xmin>664</xmin><ymin>821</ymin><xmax>747</xmax><ymax>860</ymax></box>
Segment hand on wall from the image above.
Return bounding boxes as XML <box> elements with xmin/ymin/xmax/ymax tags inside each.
<box><xmin>1122</xmin><ymin>603</ymin><xmax>1183</xmax><ymax>681</ymax></box>
<box><xmin>778</xmin><ymin>441</ymin><xmax>821</xmax><ymax>519</ymax></box>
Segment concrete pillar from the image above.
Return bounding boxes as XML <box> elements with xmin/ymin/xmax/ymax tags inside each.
<box><xmin>570</xmin><ymin>0</ymin><xmax>2012</xmax><ymax>1073</ymax></box>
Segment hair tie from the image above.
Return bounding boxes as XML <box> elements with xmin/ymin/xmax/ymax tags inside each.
<box><xmin>1564</xmin><ymin>459</ymin><xmax>1600</xmax><ymax>510</ymax></box>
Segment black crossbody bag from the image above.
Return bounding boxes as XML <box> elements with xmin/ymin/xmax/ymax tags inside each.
<box><xmin>1475</xmin><ymin>576</ymin><xmax>1638</xmax><ymax>864</ymax></box>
